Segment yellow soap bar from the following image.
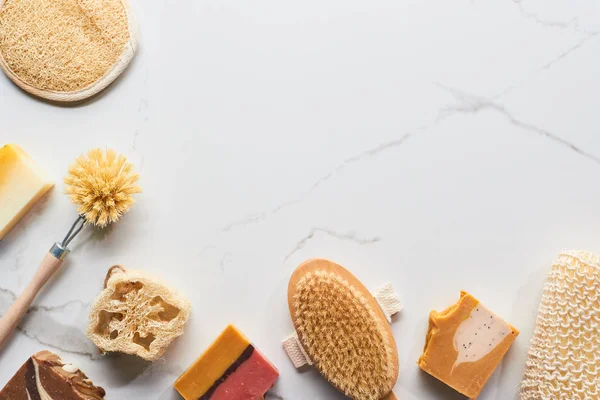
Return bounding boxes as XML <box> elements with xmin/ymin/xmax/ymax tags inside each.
<box><xmin>0</xmin><ymin>144</ymin><xmax>53</xmax><ymax>240</ymax></box>
<box><xmin>418</xmin><ymin>291</ymin><xmax>518</xmax><ymax>399</ymax></box>
<box><xmin>174</xmin><ymin>325</ymin><xmax>279</xmax><ymax>400</ymax></box>
<box><xmin>175</xmin><ymin>325</ymin><xmax>250</xmax><ymax>399</ymax></box>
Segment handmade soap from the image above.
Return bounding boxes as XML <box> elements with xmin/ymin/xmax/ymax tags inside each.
<box><xmin>0</xmin><ymin>350</ymin><xmax>106</xmax><ymax>399</ymax></box>
<box><xmin>418</xmin><ymin>291</ymin><xmax>518</xmax><ymax>399</ymax></box>
<box><xmin>521</xmin><ymin>251</ymin><xmax>600</xmax><ymax>399</ymax></box>
<box><xmin>174</xmin><ymin>325</ymin><xmax>279</xmax><ymax>400</ymax></box>
<box><xmin>0</xmin><ymin>144</ymin><xmax>53</xmax><ymax>240</ymax></box>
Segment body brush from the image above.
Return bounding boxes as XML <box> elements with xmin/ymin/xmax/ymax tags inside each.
<box><xmin>0</xmin><ymin>148</ymin><xmax>141</xmax><ymax>350</ymax></box>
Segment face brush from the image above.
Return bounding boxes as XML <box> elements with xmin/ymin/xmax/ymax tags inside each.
<box><xmin>0</xmin><ymin>148</ymin><xmax>141</xmax><ymax>350</ymax></box>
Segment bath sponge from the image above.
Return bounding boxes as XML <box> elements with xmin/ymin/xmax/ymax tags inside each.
<box><xmin>286</xmin><ymin>259</ymin><xmax>400</xmax><ymax>400</ymax></box>
<box><xmin>87</xmin><ymin>266</ymin><xmax>191</xmax><ymax>361</ymax></box>
<box><xmin>520</xmin><ymin>251</ymin><xmax>600</xmax><ymax>399</ymax></box>
<box><xmin>0</xmin><ymin>0</ymin><xmax>138</xmax><ymax>102</ymax></box>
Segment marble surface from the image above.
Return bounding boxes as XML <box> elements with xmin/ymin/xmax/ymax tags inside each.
<box><xmin>1</xmin><ymin>0</ymin><xmax>600</xmax><ymax>399</ymax></box>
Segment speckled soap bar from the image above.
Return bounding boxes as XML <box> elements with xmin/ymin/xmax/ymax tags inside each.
<box><xmin>418</xmin><ymin>291</ymin><xmax>518</xmax><ymax>399</ymax></box>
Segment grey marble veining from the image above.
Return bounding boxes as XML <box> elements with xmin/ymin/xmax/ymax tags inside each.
<box><xmin>2</xmin><ymin>0</ymin><xmax>600</xmax><ymax>399</ymax></box>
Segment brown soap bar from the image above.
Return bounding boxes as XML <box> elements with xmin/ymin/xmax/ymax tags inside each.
<box><xmin>0</xmin><ymin>350</ymin><xmax>105</xmax><ymax>400</ymax></box>
<box><xmin>418</xmin><ymin>291</ymin><xmax>518</xmax><ymax>399</ymax></box>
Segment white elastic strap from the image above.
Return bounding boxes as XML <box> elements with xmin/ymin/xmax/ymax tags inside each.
<box><xmin>373</xmin><ymin>282</ymin><xmax>403</xmax><ymax>323</ymax></box>
<box><xmin>282</xmin><ymin>332</ymin><xmax>312</xmax><ymax>368</ymax></box>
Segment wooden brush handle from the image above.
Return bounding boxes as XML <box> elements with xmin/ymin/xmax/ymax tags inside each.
<box><xmin>0</xmin><ymin>252</ymin><xmax>64</xmax><ymax>350</ymax></box>
<box><xmin>382</xmin><ymin>392</ymin><xmax>398</xmax><ymax>400</ymax></box>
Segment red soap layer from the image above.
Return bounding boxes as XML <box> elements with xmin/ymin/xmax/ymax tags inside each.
<box><xmin>211</xmin><ymin>349</ymin><xmax>279</xmax><ymax>400</ymax></box>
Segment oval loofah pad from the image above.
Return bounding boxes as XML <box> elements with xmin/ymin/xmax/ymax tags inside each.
<box><xmin>87</xmin><ymin>266</ymin><xmax>191</xmax><ymax>362</ymax></box>
<box><xmin>288</xmin><ymin>259</ymin><xmax>399</xmax><ymax>400</ymax></box>
<box><xmin>0</xmin><ymin>0</ymin><xmax>138</xmax><ymax>102</ymax></box>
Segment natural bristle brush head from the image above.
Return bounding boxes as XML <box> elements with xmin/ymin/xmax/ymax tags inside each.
<box><xmin>288</xmin><ymin>259</ymin><xmax>398</xmax><ymax>400</ymax></box>
<box><xmin>64</xmin><ymin>148</ymin><xmax>141</xmax><ymax>227</ymax></box>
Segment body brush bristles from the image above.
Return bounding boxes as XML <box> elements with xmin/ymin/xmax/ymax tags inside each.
<box><xmin>288</xmin><ymin>259</ymin><xmax>399</xmax><ymax>400</ymax></box>
<box><xmin>65</xmin><ymin>148</ymin><xmax>141</xmax><ymax>227</ymax></box>
<box><xmin>294</xmin><ymin>271</ymin><xmax>395</xmax><ymax>399</ymax></box>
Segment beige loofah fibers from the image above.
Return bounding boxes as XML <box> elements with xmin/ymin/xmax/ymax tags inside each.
<box><xmin>294</xmin><ymin>270</ymin><xmax>396</xmax><ymax>400</ymax></box>
<box><xmin>88</xmin><ymin>266</ymin><xmax>191</xmax><ymax>362</ymax></box>
<box><xmin>0</xmin><ymin>0</ymin><xmax>133</xmax><ymax>96</ymax></box>
<box><xmin>520</xmin><ymin>251</ymin><xmax>600</xmax><ymax>399</ymax></box>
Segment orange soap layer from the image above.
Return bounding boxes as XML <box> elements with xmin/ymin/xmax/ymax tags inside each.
<box><xmin>418</xmin><ymin>291</ymin><xmax>518</xmax><ymax>399</ymax></box>
<box><xmin>0</xmin><ymin>144</ymin><xmax>53</xmax><ymax>240</ymax></box>
<box><xmin>174</xmin><ymin>325</ymin><xmax>250</xmax><ymax>400</ymax></box>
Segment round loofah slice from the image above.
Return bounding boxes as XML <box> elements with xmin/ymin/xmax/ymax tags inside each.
<box><xmin>288</xmin><ymin>259</ymin><xmax>399</xmax><ymax>400</ymax></box>
<box><xmin>0</xmin><ymin>0</ymin><xmax>138</xmax><ymax>102</ymax></box>
<box><xmin>87</xmin><ymin>266</ymin><xmax>191</xmax><ymax>361</ymax></box>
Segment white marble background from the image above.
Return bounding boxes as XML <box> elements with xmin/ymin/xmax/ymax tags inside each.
<box><xmin>1</xmin><ymin>0</ymin><xmax>600</xmax><ymax>399</ymax></box>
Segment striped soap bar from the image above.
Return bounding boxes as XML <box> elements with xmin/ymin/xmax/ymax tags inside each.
<box><xmin>174</xmin><ymin>325</ymin><xmax>279</xmax><ymax>400</ymax></box>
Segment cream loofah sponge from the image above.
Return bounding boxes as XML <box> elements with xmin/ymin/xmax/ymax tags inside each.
<box><xmin>88</xmin><ymin>266</ymin><xmax>191</xmax><ymax>361</ymax></box>
<box><xmin>0</xmin><ymin>0</ymin><xmax>138</xmax><ymax>102</ymax></box>
<box><xmin>520</xmin><ymin>251</ymin><xmax>600</xmax><ymax>399</ymax></box>
<box><xmin>289</xmin><ymin>259</ymin><xmax>398</xmax><ymax>400</ymax></box>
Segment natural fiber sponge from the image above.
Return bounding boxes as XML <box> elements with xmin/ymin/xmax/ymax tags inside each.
<box><xmin>288</xmin><ymin>259</ymin><xmax>398</xmax><ymax>400</ymax></box>
<box><xmin>0</xmin><ymin>0</ymin><xmax>137</xmax><ymax>102</ymax></box>
<box><xmin>521</xmin><ymin>251</ymin><xmax>600</xmax><ymax>399</ymax></box>
<box><xmin>87</xmin><ymin>266</ymin><xmax>191</xmax><ymax>361</ymax></box>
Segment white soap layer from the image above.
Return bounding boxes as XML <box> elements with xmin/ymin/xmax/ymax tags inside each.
<box><xmin>453</xmin><ymin>303</ymin><xmax>511</xmax><ymax>369</ymax></box>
